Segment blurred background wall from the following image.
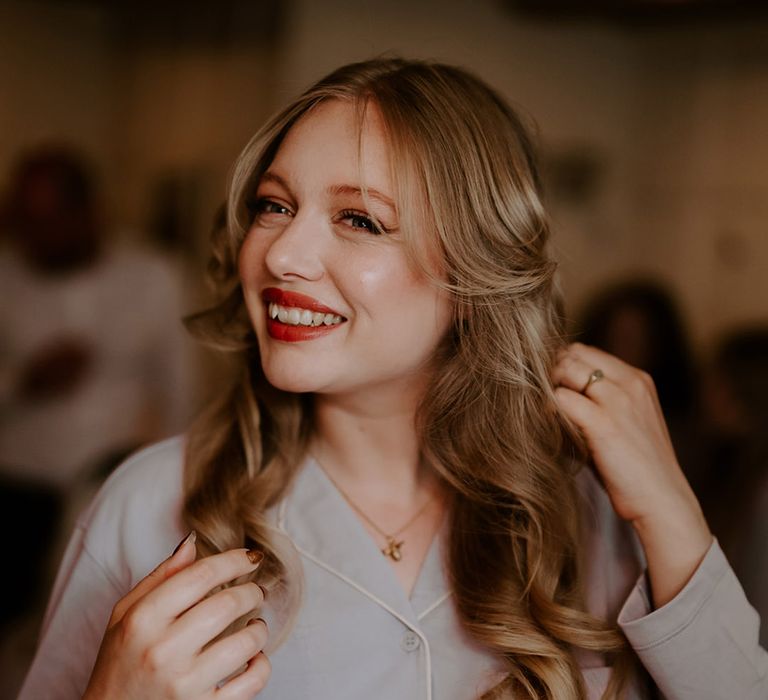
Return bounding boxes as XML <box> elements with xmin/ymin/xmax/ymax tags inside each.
<box><xmin>2</xmin><ymin>0</ymin><xmax>766</xmax><ymax>344</ymax></box>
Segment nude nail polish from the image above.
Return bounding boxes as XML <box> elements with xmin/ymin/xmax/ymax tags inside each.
<box><xmin>173</xmin><ymin>530</ymin><xmax>196</xmax><ymax>555</ymax></box>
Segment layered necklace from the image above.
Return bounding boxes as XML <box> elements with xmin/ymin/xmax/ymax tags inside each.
<box><xmin>314</xmin><ymin>456</ymin><xmax>435</xmax><ymax>562</ymax></box>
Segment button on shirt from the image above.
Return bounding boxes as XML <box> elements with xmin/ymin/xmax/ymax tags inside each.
<box><xmin>402</xmin><ymin>630</ymin><xmax>421</xmax><ymax>652</ymax></box>
<box><xmin>18</xmin><ymin>438</ymin><xmax>768</xmax><ymax>700</ymax></box>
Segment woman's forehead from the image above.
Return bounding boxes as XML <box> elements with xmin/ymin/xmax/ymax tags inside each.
<box><xmin>267</xmin><ymin>99</ymin><xmax>394</xmax><ymax>195</ymax></box>
<box><xmin>257</xmin><ymin>96</ymin><xmax>438</xmax><ymax>273</ymax></box>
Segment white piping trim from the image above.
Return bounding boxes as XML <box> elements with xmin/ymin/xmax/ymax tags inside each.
<box><xmin>423</xmin><ymin>631</ymin><xmax>433</xmax><ymax>700</ymax></box>
<box><xmin>277</xmin><ymin>497</ymin><xmax>437</xmax><ymax>699</ymax></box>
<box><xmin>417</xmin><ymin>591</ymin><xmax>451</xmax><ymax>621</ymax></box>
<box><xmin>293</xmin><ymin>543</ymin><xmax>434</xmax><ymax>700</ymax></box>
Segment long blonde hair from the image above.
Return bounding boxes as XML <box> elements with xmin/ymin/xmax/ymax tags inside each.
<box><xmin>184</xmin><ymin>58</ymin><xmax>633</xmax><ymax>699</ymax></box>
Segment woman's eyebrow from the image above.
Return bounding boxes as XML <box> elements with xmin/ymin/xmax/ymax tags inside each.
<box><xmin>258</xmin><ymin>171</ymin><xmax>290</xmax><ymax>190</ymax></box>
<box><xmin>258</xmin><ymin>174</ymin><xmax>395</xmax><ymax>212</ymax></box>
<box><xmin>327</xmin><ymin>184</ymin><xmax>396</xmax><ymax>210</ymax></box>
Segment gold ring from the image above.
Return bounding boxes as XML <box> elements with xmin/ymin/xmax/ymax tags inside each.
<box><xmin>581</xmin><ymin>369</ymin><xmax>604</xmax><ymax>394</ymax></box>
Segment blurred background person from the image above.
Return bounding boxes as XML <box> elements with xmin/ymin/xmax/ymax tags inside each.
<box><xmin>0</xmin><ymin>145</ymin><xmax>197</xmax><ymax>696</ymax></box>
<box><xmin>0</xmin><ymin>145</ymin><xmax>195</xmax><ymax>487</ymax></box>
<box><xmin>575</xmin><ymin>278</ymin><xmax>703</xmax><ymax>480</ymax></box>
<box><xmin>700</xmin><ymin>326</ymin><xmax>768</xmax><ymax>647</ymax></box>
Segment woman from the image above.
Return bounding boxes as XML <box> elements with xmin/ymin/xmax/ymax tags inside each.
<box><xmin>19</xmin><ymin>58</ymin><xmax>766</xmax><ymax>700</ymax></box>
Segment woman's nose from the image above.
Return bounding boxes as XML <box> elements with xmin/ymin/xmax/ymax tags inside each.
<box><xmin>263</xmin><ymin>213</ymin><xmax>325</xmax><ymax>282</ymax></box>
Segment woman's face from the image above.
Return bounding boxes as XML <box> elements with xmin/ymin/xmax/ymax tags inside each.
<box><xmin>239</xmin><ymin>99</ymin><xmax>452</xmax><ymax>400</ymax></box>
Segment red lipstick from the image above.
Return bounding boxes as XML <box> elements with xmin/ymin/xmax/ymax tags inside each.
<box><xmin>261</xmin><ymin>288</ymin><xmax>343</xmax><ymax>315</ymax></box>
<box><xmin>261</xmin><ymin>287</ymin><xmax>346</xmax><ymax>342</ymax></box>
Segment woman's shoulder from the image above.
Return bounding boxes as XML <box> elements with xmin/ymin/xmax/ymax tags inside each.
<box><xmin>76</xmin><ymin>436</ymin><xmax>188</xmax><ymax>589</ymax></box>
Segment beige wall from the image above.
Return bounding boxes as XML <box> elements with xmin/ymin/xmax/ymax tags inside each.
<box><xmin>0</xmin><ymin>2</ymin><xmax>113</xmax><ymax>193</ymax></box>
<box><xmin>278</xmin><ymin>0</ymin><xmax>768</xmax><ymax>345</ymax></box>
<box><xmin>627</xmin><ymin>25</ymin><xmax>768</xmax><ymax>345</ymax></box>
<box><xmin>1</xmin><ymin>0</ymin><xmax>766</xmax><ymax>348</ymax></box>
<box><xmin>0</xmin><ymin>1</ymin><xmax>280</xmax><ymax>259</ymax></box>
<box><xmin>109</xmin><ymin>43</ymin><xmax>279</xmax><ymax>254</ymax></box>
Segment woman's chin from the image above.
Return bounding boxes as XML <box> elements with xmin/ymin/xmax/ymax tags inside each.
<box><xmin>265</xmin><ymin>376</ymin><xmax>315</xmax><ymax>394</ymax></box>
<box><xmin>261</xmin><ymin>366</ymin><xmax>328</xmax><ymax>395</ymax></box>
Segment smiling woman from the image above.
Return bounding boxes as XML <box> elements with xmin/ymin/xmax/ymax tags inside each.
<box><xmin>239</xmin><ymin>99</ymin><xmax>451</xmax><ymax>398</ymax></box>
<box><xmin>19</xmin><ymin>58</ymin><xmax>768</xmax><ymax>700</ymax></box>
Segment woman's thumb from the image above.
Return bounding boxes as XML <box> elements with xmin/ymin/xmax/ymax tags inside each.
<box><xmin>110</xmin><ymin>531</ymin><xmax>197</xmax><ymax>623</ymax></box>
<box><xmin>164</xmin><ymin>530</ymin><xmax>198</xmax><ymax>577</ymax></box>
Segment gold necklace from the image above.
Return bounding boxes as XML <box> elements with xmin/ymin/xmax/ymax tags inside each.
<box><xmin>314</xmin><ymin>456</ymin><xmax>434</xmax><ymax>562</ymax></box>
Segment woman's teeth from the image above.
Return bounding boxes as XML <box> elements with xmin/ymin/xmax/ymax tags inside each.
<box><xmin>268</xmin><ymin>303</ymin><xmax>343</xmax><ymax>327</ymax></box>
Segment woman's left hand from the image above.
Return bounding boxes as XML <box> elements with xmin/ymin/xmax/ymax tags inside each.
<box><xmin>552</xmin><ymin>342</ymin><xmax>713</xmax><ymax>608</ymax></box>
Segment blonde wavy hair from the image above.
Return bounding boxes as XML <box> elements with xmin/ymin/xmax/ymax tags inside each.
<box><xmin>184</xmin><ymin>58</ymin><xmax>635</xmax><ymax>699</ymax></box>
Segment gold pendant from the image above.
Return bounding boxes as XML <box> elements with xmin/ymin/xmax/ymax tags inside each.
<box><xmin>382</xmin><ymin>537</ymin><xmax>404</xmax><ymax>561</ymax></box>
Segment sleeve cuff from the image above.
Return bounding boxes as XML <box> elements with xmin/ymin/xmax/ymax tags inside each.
<box><xmin>617</xmin><ymin>538</ymin><xmax>768</xmax><ymax>699</ymax></box>
<box><xmin>617</xmin><ymin>536</ymin><xmax>727</xmax><ymax>648</ymax></box>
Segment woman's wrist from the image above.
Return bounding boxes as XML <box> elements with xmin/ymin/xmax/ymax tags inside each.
<box><xmin>632</xmin><ymin>496</ymin><xmax>713</xmax><ymax>609</ymax></box>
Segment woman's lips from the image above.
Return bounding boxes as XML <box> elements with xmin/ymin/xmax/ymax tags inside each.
<box><xmin>261</xmin><ymin>287</ymin><xmax>346</xmax><ymax>342</ymax></box>
<box><xmin>266</xmin><ymin>319</ymin><xmax>342</xmax><ymax>342</ymax></box>
<box><xmin>261</xmin><ymin>288</ymin><xmax>344</xmax><ymax>316</ymax></box>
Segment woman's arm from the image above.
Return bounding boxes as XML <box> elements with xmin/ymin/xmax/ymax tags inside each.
<box><xmin>553</xmin><ymin>343</ymin><xmax>767</xmax><ymax>699</ymax></box>
<box><xmin>18</xmin><ymin>523</ymin><xmax>126</xmax><ymax>699</ymax></box>
<box><xmin>553</xmin><ymin>342</ymin><xmax>711</xmax><ymax>607</ymax></box>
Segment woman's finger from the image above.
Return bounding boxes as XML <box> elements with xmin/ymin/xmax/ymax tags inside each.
<box><xmin>553</xmin><ymin>352</ymin><xmax>614</xmax><ymax>399</ymax></box>
<box><xmin>567</xmin><ymin>342</ymin><xmax>670</xmax><ymax>427</ymax></box>
<box><xmin>557</xmin><ymin>342</ymin><xmax>668</xmax><ymax>424</ymax></box>
<box><xmin>110</xmin><ymin>531</ymin><xmax>198</xmax><ymax>625</ymax></box>
<box><xmin>186</xmin><ymin>618</ymin><xmax>269</xmax><ymax>695</ymax></box>
<box><xmin>565</xmin><ymin>342</ymin><xmax>642</xmax><ymax>385</ymax></box>
<box><xmin>138</xmin><ymin>549</ymin><xmax>264</xmax><ymax>624</ymax></box>
<box><xmin>214</xmin><ymin>650</ymin><xmax>272</xmax><ymax>700</ymax></box>
<box><xmin>162</xmin><ymin>582</ymin><xmax>266</xmax><ymax>659</ymax></box>
<box><xmin>553</xmin><ymin>385</ymin><xmax>605</xmax><ymax>434</ymax></box>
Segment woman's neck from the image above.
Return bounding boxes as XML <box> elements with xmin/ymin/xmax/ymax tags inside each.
<box><xmin>310</xmin><ymin>385</ymin><xmax>438</xmax><ymax>507</ymax></box>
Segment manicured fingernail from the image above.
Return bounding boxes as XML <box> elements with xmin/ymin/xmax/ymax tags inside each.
<box><xmin>173</xmin><ymin>530</ymin><xmax>196</xmax><ymax>555</ymax></box>
<box><xmin>246</xmin><ymin>549</ymin><xmax>264</xmax><ymax>566</ymax></box>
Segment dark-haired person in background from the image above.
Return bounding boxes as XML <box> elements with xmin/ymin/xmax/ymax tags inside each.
<box><xmin>0</xmin><ymin>145</ymin><xmax>195</xmax><ymax>697</ymax></box>
<box><xmin>576</xmin><ymin>279</ymin><xmax>702</xmax><ymax>481</ymax></box>
<box><xmin>701</xmin><ymin>326</ymin><xmax>768</xmax><ymax>648</ymax></box>
<box><xmin>0</xmin><ymin>145</ymin><xmax>194</xmax><ymax>488</ymax></box>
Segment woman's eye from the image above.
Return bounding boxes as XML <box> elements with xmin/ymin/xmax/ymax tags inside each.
<box><xmin>248</xmin><ymin>198</ymin><xmax>291</xmax><ymax>219</ymax></box>
<box><xmin>340</xmin><ymin>210</ymin><xmax>385</xmax><ymax>235</ymax></box>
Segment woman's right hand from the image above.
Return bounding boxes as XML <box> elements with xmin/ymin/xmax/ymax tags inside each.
<box><xmin>83</xmin><ymin>532</ymin><xmax>270</xmax><ymax>700</ymax></box>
